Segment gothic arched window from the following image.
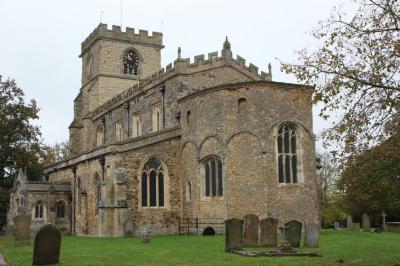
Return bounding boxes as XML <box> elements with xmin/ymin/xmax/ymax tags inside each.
<box><xmin>123</xmin><ymin>49</ymin><xmax>139</xmax><ymax>75</ymax></box>
<box><xmin>204</xmin><ymin>157</ymin><xmax>223</xmax><ymax>197</ymax></box>
<box><xmin>277</xmin><ymin>124</ymin><xmax>297</xmax><ymax>183</ymax></box>
<box><xmin>34</xmin><ymin>201</ymin><xmax>43</xmax><ymax>219</ymax></box>
<box><xmin>56</xmin><ymin>201</ymin><xmax>65</xmax><ymax>218</ymax></box>
<box><xmin>141</xmin><ymin>157</ymin><xmax>165</xmax><ymax>208</ymax></box>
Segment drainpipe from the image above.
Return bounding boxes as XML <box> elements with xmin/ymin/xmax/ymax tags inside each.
<box><xmin>71</xmin><ymin>165</ymin><xmax>77</xmax><ymax>235</ymax></box>
<box><xmin>123</xmin><ymin>102</ymin><xmax>130</xmax><ymax>139</ymax></box>
<box><xmin>159</xmin><ymin>84</ymin><xmax>166</xmax><ymax>130</ymax></box>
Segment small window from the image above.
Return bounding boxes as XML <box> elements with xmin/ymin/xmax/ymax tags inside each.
<box><xmin>187</xmin><ymin>111</ymin><xmax>191</xmax><ymax>125</ymax></box>
<box><xmin>34</xmin><ymin>201</ymin><xmax>43</xmax><ymax>219</ymax></box>
<box><xmin>96</xmin><ymin>126</ymin><xmax>104</xmax><ymax>146</ymax></box>
<box><xmin>152</xmin><ymin>104</ymin><xmax>162</xmax><ymax>132</ymax></box>
<box><xmin>277</xmin><ymin>124</ymin><xmax>297</xmax><ymax>183</ymax></box>
<box><xmin>131</xmin><ymin>115</ymin><xmax>142</xmax><ymax>138</ymax></box>
<box><xmin>186</xmin><ymin>181</ymin><xmax>192</xmax><ymax>202</ymax></box>
<box><xmin>238</xmin><ymin>98</ymin><xmax>247</xmax><ymax>113</ymax></box>
<box><xmin>56</xmin><ymin>201</ymin><xmax>65</xmax><ymax>218</ymax></box>
<box><xmin>204</xmin><ymin>157</ymin><xmax>223</xmax><ymax>197</ymax></box>
<box><xmin>115</xmin><ymin>121</ymin><xmax>123</xmax><ymax>141</ymax></box>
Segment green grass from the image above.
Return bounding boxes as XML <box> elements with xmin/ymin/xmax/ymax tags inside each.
<box><xmin>0</xmin><ymin>230</ymin><xmax>400</xmax><ymax>265</ymax></box>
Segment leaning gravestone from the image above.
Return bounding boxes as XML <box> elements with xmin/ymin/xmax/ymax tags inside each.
<box><xmin>352</xmin><ymin>222</ymin><xmax>361</xmax><ymax>230</ymax></box>
<box><xmin>285</xmin><ymin>220</ymin><xmax>302</xmax><ymax>248</ymax></box>
<box><xmin>243</xmin><ymin>214</ymin><xmax>259</xmax><ymax>247</ymax></box>
<box><xmin>260</xmin><ymin>217</ymin><xmax>278</xmax><ymax>247</ymax></box>
<box><xmin>362</xmin><ymin>213</ymin><xmax>371</xmax><ymax>232</ymax></box>
<box><xmin>347</xmin><ymin>215</ymin><xmax>353</xmax><ymax>229</ymax></box>
<box><xmin>32</xmin><ymin>224</ymin><xmax>62</xmax><ymax>266</ymax></box>
<box><xmin>304</xmin><ymin>223</ymin><xmax>320</xmax><ymax>247</ymax></box>
<box><xmin>334</xmin><ymin>221</ymin><xmax>340</xmax><ymax>230</ymax></box>
<box><xmin>225</xmin><ymin>218</ymin><xmax>243</xmax><ymax>252</ymax></box>
<box><xmin>13</xmin><ymin>214</ymin><xmax>31</xmax><ymax>245</ymax></box>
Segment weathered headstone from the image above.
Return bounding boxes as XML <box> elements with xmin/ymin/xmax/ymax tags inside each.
<box><xmin>304</xmin><ymin>223</ymin><xmax>320</xmax><ymax>247</ymax></box>
<box><xmin>124</xmin><ymin>220</ymin><xmax>134</xmax><ymax>237</ymax></box>
<box><xmin>13</xmin><ymin>214</ymin><xmax>31</xmax><ymax>245</ymax></box>
<box><xmin>334</xmin><ymin>221</ymin><xmax>340</xmax><ymax>230</ymax></box>
<box><xmin>362</xmin><ymin>213</ymin><xmax>371</xmax><ymax>231</ymax></box>
<box><xmin>285</xmin><ymin>220</ymin><xmax>302</xmax><ymax>248</ymax></box>
<box><xmin>260</xmin><ymin>217</ymin><xmax>278</xmax><ymax>247</ymax></box>
<box><xmin>347</xmin><ymin>215</ymin><xmax>353</xmax><ymax>229</ymax></box>
<box><xmin>141</xmin><ymin>230</ymin><xmax>150</xmax><ymax>243</ymax></box>
<box><xmin>32</xmin><ymin>224</ymin><xmax>62</xmax><ymax>266</ymax></box>
<box><xmin>352</xmin><ymin>222</ymin><xmax>361</xmax><ymax>230</ymax></box>
<box><xmin>225</xmin><ymin>218</ymin><xmax>243</xmax><ymax>252</ymax></box>
<box><xmin>243</xmin><ymin>214</ymin><xmax>259</xmax><ymax>247</ymax></box>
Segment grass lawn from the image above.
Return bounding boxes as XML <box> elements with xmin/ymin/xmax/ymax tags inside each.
<box><xmin>0</xmin><ymin>230</ymin><xmax>399</xmax><ymax>265</ymax></box>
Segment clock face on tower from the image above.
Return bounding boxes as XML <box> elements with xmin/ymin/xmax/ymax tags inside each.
<box><xmin>123</xmin><ymin>49</ymin><xmax>139</xmax><ymax>75</ymax></box>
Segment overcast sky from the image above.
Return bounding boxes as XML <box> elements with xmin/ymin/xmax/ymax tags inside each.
<box><xmin>0</xmin><ymin>0</ymin><xmax>354</xmax><ymax>153</ymax></box>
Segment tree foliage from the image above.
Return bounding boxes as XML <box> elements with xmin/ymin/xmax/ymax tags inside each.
<box><xmin>337</xmin><ymin>133</ymin><xmax>400</xmax><ymax>218</ymax></box>
<box><xmin>281</xmin><ymin>0</ymin><xmax>400</xmax><ymax>157</ymax></box>
<box><xmin>0</xmin><ymin>76</ymin><xmax>45</xmax><ymax>187</ymax></box>
<box><xmin>42</xmin><ymin>141</ymin><xmax>71</xmax><ymax>166</ymax></box>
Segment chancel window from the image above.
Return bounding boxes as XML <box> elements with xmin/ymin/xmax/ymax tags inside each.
<box><xmin>56</xmin><ymin>201</ymin><xmax>65</xmax><ymax>218</ymax></box>
<box><xmin>204</xmin><ymin>157</ymin><xmax>223</xmax><ymax>197</ymax></box>
<box><xmin>96</xmin><ymin>126</ymin><xmax>104</xmax><ymax>146</ymax></box>
<box><xmin>115</xmin><ymin>121</ymin><xmax>123</xmax><ymax>141</ymax></box>
<box><xmin>277</xmin><ymin>124</ymin><xmax>297</xmax><ymax>183</ymax></box>
<box><xmin>34</xmin><ymin>201</ymin><xmax>43</xmax><ymax>219</ymax></box>
<box><xmin>152</xmin><ymin>104</ymin><xmax>162</xmax><ymax>132</ymax></box>
<box><xmin>131</xmin><ymin>114</ymin><xmax>142</xmax><ymax>138</ymax></box>
<box><xmin>141</xmin><ymin>157</ymin><xmax>165</xmax><ymax>208</ymax></box>
<box><xmin>123</xmin><ymin>49</ymin><xmax>139</xmax><ymax>75</ymax></box>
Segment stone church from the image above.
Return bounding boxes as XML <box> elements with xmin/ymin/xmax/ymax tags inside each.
<box><xmin>7</xmin><ymin>24</ymin><xmax>320</xmax><ymax>236</ymax></box>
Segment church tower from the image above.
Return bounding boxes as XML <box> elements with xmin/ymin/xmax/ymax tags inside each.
<box><xmin>69</xmin><ymin>24</ymin><xmax>163</xmax><ymax>154</ymax></box>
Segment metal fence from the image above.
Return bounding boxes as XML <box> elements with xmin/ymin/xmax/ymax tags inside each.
<box><xmin>178</xmin><ymin>217</ymin><xmax>225</xmax><ymax>235</ymax></box>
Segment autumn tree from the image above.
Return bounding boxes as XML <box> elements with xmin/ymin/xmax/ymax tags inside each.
<box><xmin>42</xmin><ymin>141</ymin><xmax>71</xmax><ymax>166</ymax></box>
<box><xmin>337</xmin><ymin>133</ymin><xmax>400</xmax><ymax>221</ymax></box>
<box><xmin>0</xmin><ymin>76</ymin><xmax>45</xmax><ymax>187</ymax></box>
<box><xmin>281</xmin><ymin>0</ymin><xmax>400</xmax><ymax>157</ymax></box>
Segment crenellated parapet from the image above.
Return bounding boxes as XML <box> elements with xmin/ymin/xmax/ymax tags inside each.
<box><xmin>91</xmin><ymin>47</ymin><xmax>272</xmax><ymax>119</ymax></box>
<box><xmin>81</xmin><ymin>23</ymin><xmax>163</xmax><ymax>56</ymax></box>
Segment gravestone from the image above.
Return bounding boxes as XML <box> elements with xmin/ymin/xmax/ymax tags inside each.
<box><xmin>141</xmin><ymin>230</ymin><xmax>150</xmax><ymax>243</ymax></box>
<box><xmin>334</xmin><ymin>221</ymin><xmax>340</xmax><ymax>229</ymax></box>
<box><xmin>243</xmin><ymin>214</ymin><xmax>259</xmax><ymax>247</ymax></box>
<box><xmin>285</xmin><ymin>220</ymin><xmax>302</xmax><ymax>248</ymax></box>
<box><xmin>124</xmin><ymin>220</ymin><xmax>134</xmax><ymax>237</ymax></box>
<box><xmin>347</xmin><ymin>215</ymin><xmax>353</xmax><ymax>229</ymax></box>
<box><xmin>225</xmin><ymin>218</ymin><xmax>243</xmax><ymax>252</ymax></box>
<box><xmin>260</xmin><ymin>218</ymin><xmax>278</xmax><ymax>247</ymax></box>
<box><xmin>362</xmin><ymin>213</ymin><xmax>371</xmax><ymax>231</ymax></box>
<box><xmin>352</xmin><ymin>222</ymin><xmax>360</xmax><ymax>230</ymax></box>
<box><xmin>13</xmin><ymin>215</ymin><xmax>31</xmax><ymax>245</ymax></box>
<box><xmin>32</xmin><ymin>224</ymin><xmax>62</xmax><ymax>266</ymax></box>
<box><xmin>304</xmin><ymin>223</ymin><xmax>320</xmax><ymax>247</ymax></box>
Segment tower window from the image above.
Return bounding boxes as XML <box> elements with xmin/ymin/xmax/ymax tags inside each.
<box><xmin>152</xmin><ymin>104</ymin><xmax>162</xmax><ymax>132</ymax></box>
<box><xmin>277</xmin><ymin>124</ymin><xmax>297</xmax><ymax>183</ymax></box>
<box><xmin>123</xmin><ymin>49</ymin><xmax>139</xmax><ymax>75</ymax></box>
<box><xmin>96</xmin><ymin>126</ymin><xmax>104</xmax><ymax>146</ymax></box>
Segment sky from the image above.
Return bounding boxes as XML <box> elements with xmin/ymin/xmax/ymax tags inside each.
<box><xmin>0</xmin><ymin>0</ymin><xmax>354</xmax><ymax>152</ymax></box>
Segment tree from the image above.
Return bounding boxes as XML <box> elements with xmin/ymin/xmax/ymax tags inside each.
<box><xmin>42</xmin><ymin>141</ymin><xmax>71</xmax><ymax>166</ymax></box>
<box><xmin>281</xmin><ymin>0</ymin><xmax>400</xmax><ymax>158</ymax></box>
<box><xmin>337</xmin><ymin>133</ymin><xmax>400</xmax><ymax>220</ymax></box>
<box><xmin>318</xmin><ymin>153</ymin><xmax>346</xmax><ymax>227</ymax></box>
<box><xmin>0</xmin><ymin>76</ymin><xmax>45</xmax><ymax>187</ymax></box>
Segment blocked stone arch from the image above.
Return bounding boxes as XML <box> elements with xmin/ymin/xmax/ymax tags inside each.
<box><xmin>225</xmin><ymin>132</ymin><xmax>266</xmax><ymax>218</ymax></box>
<box><xmin>181</xmin><ymin>142</ymin><xmax>198</xmax><ymax>213</ymax></box>
<box><xmin>199</xmin><ymin>135</ymin><xmax>224</xmax><ymax>160</ymax></box>
<box><xmin>225</xmin><ymin>131</ymin><xmax>264</xmax><ymax>152</ymax></box>
<box><xmin>137</xmin><ymin>155</ymin><xmax>170</xmax><ymax>210</ymax></box>
<box><xmin>181</xmin><ymin>141</ymin><xmax>199</xmax><ymax>159</ymax></box>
